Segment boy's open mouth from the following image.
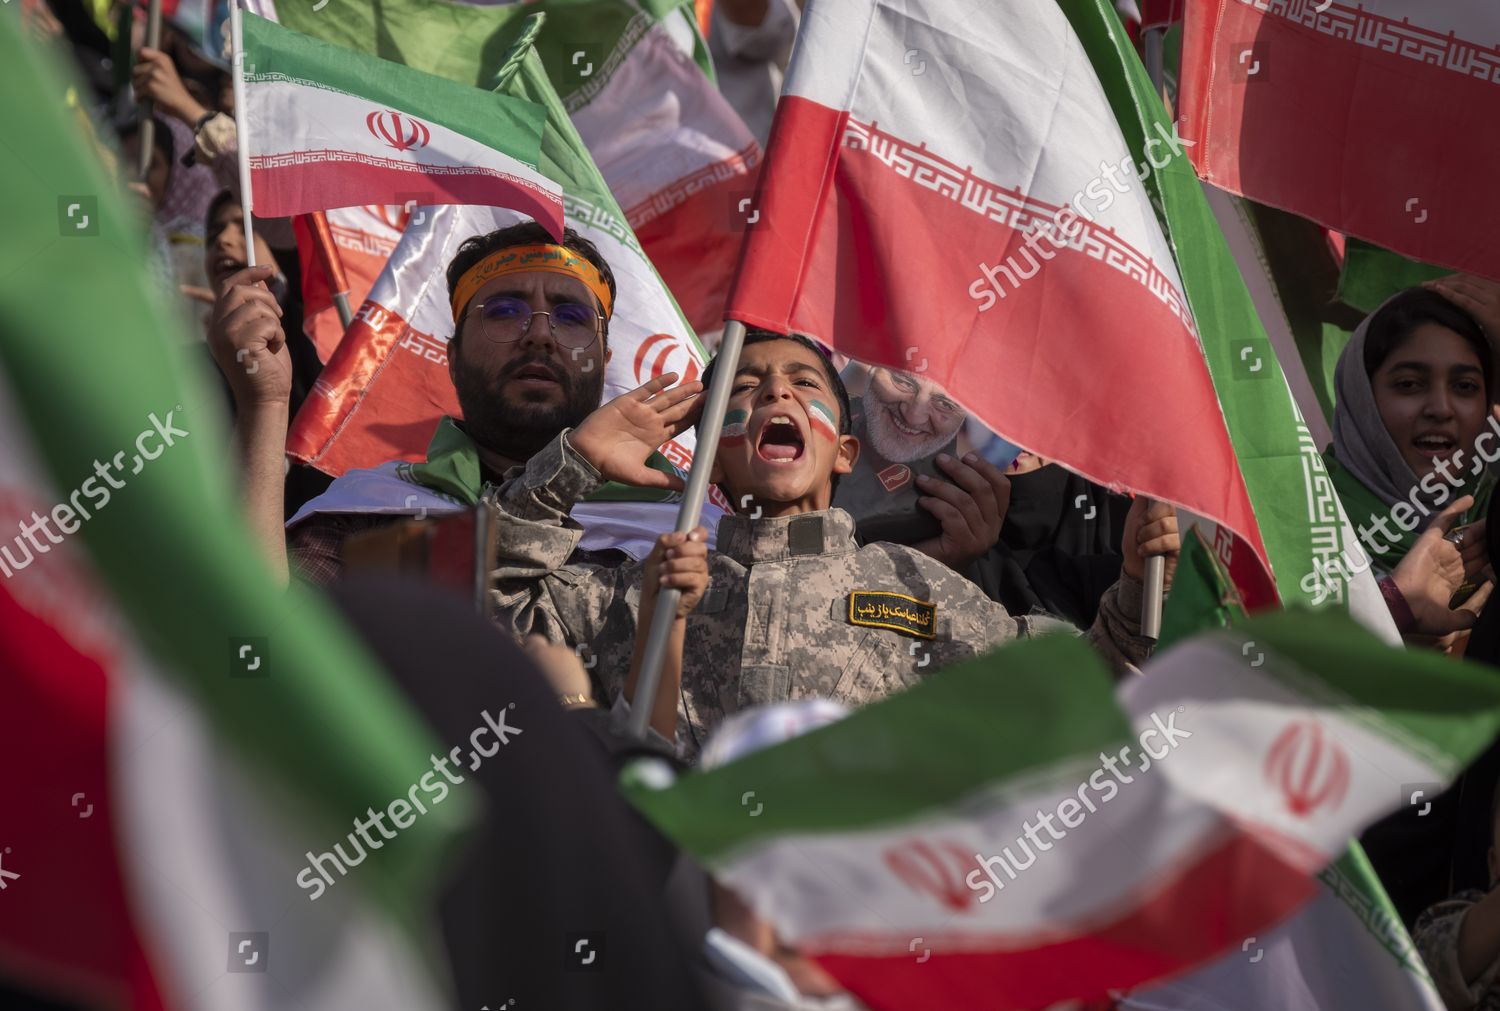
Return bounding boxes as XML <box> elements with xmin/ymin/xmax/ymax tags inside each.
<box><xmin>756</xmin><ymin>414</ymin><xmax>806</xmax><ymax>463</ymax></box>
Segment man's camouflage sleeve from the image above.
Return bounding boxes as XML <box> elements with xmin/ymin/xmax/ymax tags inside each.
<box><xmin>486</xmin><ymin>431</ymin><xmax>631</xmax><ymax>647</ymax></box>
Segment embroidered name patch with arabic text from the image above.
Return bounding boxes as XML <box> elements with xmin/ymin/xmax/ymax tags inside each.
<box><xmin>847</xmin><ymin>591</ymin><xmax>936</xmax><ymax>639</ymax></box>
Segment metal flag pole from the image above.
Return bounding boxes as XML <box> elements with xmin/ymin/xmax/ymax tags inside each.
<box><xmin>229</xmin><ymin>0</ymin><xmax>257</xmax><ymax>268</ymax></box>
<box><xmin>1142</xmin><ymin>550</ymin><xmax>1166</xmax><ymax>641</ymax></box>
<box><xmin>1140</xmin><ymin>23</ymin><xmax>1169</xmax><ymax>642</ymax></box>
<box><xmin>1143</xmin><ymin>25</ymin><xmax>1167</xmax><ymax>107</ymax></box>
<box><xmin>626</xmin><ymin>318</ymin><xmax>749</xmax><ymax>741</ymax></box>
<box><xmin>136</xmin><ymin>0</ymin><xmax>164</xmax><ymax>180</ymax></box>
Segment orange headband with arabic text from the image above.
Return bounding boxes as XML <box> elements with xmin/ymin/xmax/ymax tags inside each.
<box><xmin>450</xmin><ymin>244</ymin><xmax>614</xmax><ymax>322</ymax></box>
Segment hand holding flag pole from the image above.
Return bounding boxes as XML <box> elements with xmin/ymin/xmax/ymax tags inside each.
<box><xmin>626</xmin><ymin>319</ymin><xmax>748</xmax><ymax>742</ymax></box>
<box><xmin>229</xmin><ymin>0</ymin><xmax>257</xmax><ymax>269</ymax></box>
<box><xmin>1133</xmin><ymin>490</ymin><xmax>1166</xmax><ymax>640</ymax></box>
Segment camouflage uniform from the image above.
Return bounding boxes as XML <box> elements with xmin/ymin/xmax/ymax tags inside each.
<box><xmin>490</xmin><ymin>432</ymin><xmax>1154</xmax><ymax>754</ymax></box>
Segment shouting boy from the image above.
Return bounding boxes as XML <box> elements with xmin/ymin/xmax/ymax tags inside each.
<box><xmin>490</xmin><ymin>331</ymin><xmax>1178</xmax><ymax>753</ymax></box>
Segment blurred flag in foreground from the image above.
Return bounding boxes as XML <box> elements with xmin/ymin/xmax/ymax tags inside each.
<box><xmin>240</xmin><ymin>12</ymin><xmax>561</xmax><ymax>232</ymax></box>
<box><xmin>0</xmin><ymin>17</ymin><xmax>471</xmax><ymax>1008</ymax></box>
<box><xmin>628</xmin><ymin>609</ymin><xmax>1500</xmax><ymax>1010</ymax></box>
<box><xmin>1122</xmin><ymin>844</ymin><xmax>1446</xmax><ymax>1011</ymax></box>
<box><xmin>1179</xmin><ymin>1</ymin><xmax>1500</xmax><ymax>283</ymax></box>
<box><xmin>1132</xmin><ymin>536</ymin><xmax>1444</xmax><ymax>1011</ymax></box>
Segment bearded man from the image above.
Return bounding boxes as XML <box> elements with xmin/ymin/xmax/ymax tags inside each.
<box><xmin>210</xmin><ymin>221</ymin><xmax>684</xmax><ymax>585</ymax></box>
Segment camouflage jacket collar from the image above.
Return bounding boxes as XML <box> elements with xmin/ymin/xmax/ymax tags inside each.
<box><xmin>716</xmin><ymin>508</ymin><xmax>858</xmax><ymax>565</ymax></box>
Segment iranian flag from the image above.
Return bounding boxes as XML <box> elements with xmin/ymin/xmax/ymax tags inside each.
<box><xmin>1131</xmin><ymin>536</ymin><xmax>1440</xmax><ymax>1011</ymax></box>
<box><xmin>263</xmin><ymin>0</ymin><xmax>759</xmax><ymax>336</ymax></box>
<box><xmin>731</xmin><ymin>0</ymin><xmax>1394</xmax><ymax>616</ymax></box>
<box><xmin>286</xmin><ymin>25</ymin><xmax>722</xmax><ymax>514</ymax></box>
<box><xmin>1180</xmin><ymin>1</ymin><xmax>1500</xmax><ymax>283</ymax></box>
<box><xmin>239</xmin><ymin>12</ymin><xmax>562</xmax><ymax>235</ymax></box>
<box><xmin>627</xmin><ymin>610</ymin><xmax>1500</xmax><ymax>1010</ymax></box>
<box><xmin>1122</xmin><ymin>813</ymin><xmax>1448</xmax><ymax>1011</ymax></box>
<box><xmin>0</xmin><ymin>20</ymin><xmax>471</xmax><ymax>1008</ymax></box>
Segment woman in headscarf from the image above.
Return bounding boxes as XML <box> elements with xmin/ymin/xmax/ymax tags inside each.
<box><xmin>1327</xmin><ymin>284</ymin><xmax>1497</xmax><ymax>646</ymax></box>
<box><xmin>1346</xmin><ymin>281</ymin><xmax>1500</xmax><ymax>938</ymax></box>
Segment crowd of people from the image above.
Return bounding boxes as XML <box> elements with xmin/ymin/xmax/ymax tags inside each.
<box><xmin>26</xmin><ymin>0</ymin><xmax>1500</xmax><ymax>1007</ymax></box>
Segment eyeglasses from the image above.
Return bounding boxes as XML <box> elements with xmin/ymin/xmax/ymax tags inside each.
<box><xmin>463</xmin><ymin>295</ymin><xmax>602</xmax><ymax>350</ymax></box>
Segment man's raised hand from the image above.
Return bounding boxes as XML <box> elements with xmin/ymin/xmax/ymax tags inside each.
<box><xmin>207</xmin><ymin>264</ymin><xmax>293</xmax><ymax>411</ymax></box>
<box><xmin>568</xmin><ymin>374</ymin><xmax>704</xmax><ymax>490</ymax></box>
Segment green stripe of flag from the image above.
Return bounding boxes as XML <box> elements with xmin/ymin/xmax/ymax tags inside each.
<box><xmin>0</xmin><ymin>14</ymin><xmax>476</xmax><ymax>928</ymax></box>
<box><xmin>242</xmin><ymin>13</ymin><xmax>548</xmax><ymax>165</ymax></box>
<box><xmin>626</xmin><ymin>633</ymin><xmax>1131</xmax><ymax>862</ymax></box>
<box><xmin>273</xmin><ymin>0</ymin><xmax>698</xmax><ymax>93</ymax></box>
<box><xmin>1338</xmin><ymin>237</ymin><xmax>1448</xmax><ymax>316</ymax></box>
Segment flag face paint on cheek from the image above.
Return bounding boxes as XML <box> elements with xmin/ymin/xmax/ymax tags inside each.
<box><xmin>808</xmin><ymin>400</ymin><xmax>838</xmax><ymax>443</ymax></box>
<box><xmin>720</xmin><ymin>409</ymin><xmax>750</xmax><ymax>447</ymax></box>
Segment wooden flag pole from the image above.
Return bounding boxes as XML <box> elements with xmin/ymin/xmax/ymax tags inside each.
<box><xmin>136</xmin><ymin>0</ymin><xmax>164</xmax><ymax>181</ymax></box>
<box><xmin>229</xmin><ymin>0</ymin><xmax>257</xmax><ymax>268</ymax></box>
<box><xmin>626</xmin><ymin>318</ymin><xmax>748</xmax><ymax>742</ymax></box>
<box><xmin>304</xmin><ymin>211</ymin><xmax>355</xmax><ymax>330</ymax></box>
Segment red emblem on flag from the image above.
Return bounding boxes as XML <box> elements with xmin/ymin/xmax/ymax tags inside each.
<box><xmin>1264</xmin><ymin>720</ymin><xmax>1350</xmax><ymax>818</ymax></box>
<box><xmin>366</xmin><ymin>110</ymin><xmax>431</xmax><ymax>152</ymax></box>
<box><xmin>884</xmin><ymin>839</ymin><xmax>981</xmax><ymax>912</ymax></box>
<box><xmin>878</xmin><ymin>464</ymin><xmax>911</xmax><ymax>492</ymax></box>
<box><xmin>633</xmin><ymin>333</ymin><xmax>701</xmax><ymax>386</ymax></box>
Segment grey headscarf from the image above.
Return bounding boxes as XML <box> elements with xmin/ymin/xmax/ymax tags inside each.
<box><xmin>1332</xmin><ymin>294</ymin><xmax>1439</xmax><ymax>510</ymax></box>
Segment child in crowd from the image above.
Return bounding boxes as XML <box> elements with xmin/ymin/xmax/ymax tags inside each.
<box><xmin>489</xmin><ymin>331</ymin><xmax>1178</xmax><ymax>754</ymax></box>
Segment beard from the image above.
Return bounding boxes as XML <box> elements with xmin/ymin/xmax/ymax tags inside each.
<box><xmin>452</xmin><ymin>349</ymin><xmax>606</xmax><ymax>461</ymax></box>
<box><xmin>864</xmin><ymin>401</ymin><xmax>961</xmax><ymax>463</ymax></box>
